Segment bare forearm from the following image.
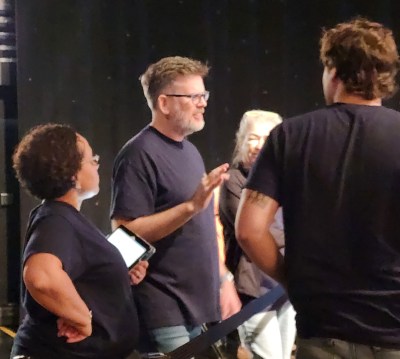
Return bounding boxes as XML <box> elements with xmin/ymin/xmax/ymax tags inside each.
<box><xmin>236</xmin><ymin>189</ymin><xmax>286</xmax><ymax>285</ymax></box>
<box><xmin>24</xmin><ymin>261</ymin><xmax>91</xmax><ymax>326</ymax></box>
<box><xmin>113</xmin><ymin>164</ymin><xmax>230</xmax><ymax>242</ymax></box>
<box><xmin>112</xmin><ymin>201</ymin><xmax>197</xmax><ymax>243</ymax></box>
<box><xmin>239</xmin><ymin>231</ymin><xmax>286</xmax><ymax>285</ymax></box>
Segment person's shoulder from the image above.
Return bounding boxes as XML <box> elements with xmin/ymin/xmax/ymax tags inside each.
<box><xmin>377</xmin><ymin>105</ymin><xmax>400</xmax><ymax>118</ymax></box>
<box><xmin>28</xmin><ymin>202</ymin><xmax>79</xmax><ymax>236</ymax></box>
<box><xmin>41</xmin><ymin>201</ymin><xmax>81</xmax><ymax>224</ymax></box>
<box><xmin>274</xmin><ymin>106</ymin><xmax>342</xmax><ymax>137</ymax></box>
<box><xmin>114</xmin><ymin>126</ymin><xmax>158</xmax><ymax>164</ymax></box>
<box><xmin>283</xmin><ymin>107</ymin><xmax>330</xmax><ymax>126</ymax></box>
<box><xmin>120</xmin><ymin>126</ymin><xmax>154</xmax><ymax>152</ymax></box>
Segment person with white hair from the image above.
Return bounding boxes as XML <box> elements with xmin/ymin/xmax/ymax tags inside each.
<box><xmin>219</xmin><ymin>110</ymin><xmax>296</xmax><ymax>359</ymax></box>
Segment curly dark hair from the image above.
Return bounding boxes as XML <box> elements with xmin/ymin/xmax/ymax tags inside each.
<box><xmin>320</xmin><ymin>17</ymin><xmax>400</xmax><ymax>100</ymax></box>
<box><xmin>140</xmin><ymin>56</ymin><xmax>209</xmax><ymax>110</ymax></box>
<box><xmin>13</xmin><ymin>123</ymin><xmax>83</xmax><ymax>200</ymax></box>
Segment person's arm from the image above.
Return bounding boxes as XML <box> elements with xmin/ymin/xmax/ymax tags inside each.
<box><xmin>23</xmin><ymin>253</ymin><xmax>92</xmax><ymax>343</ymax></box>
<box><xmin>219</xmin><ymin>260</ymin><xmax>241</xmax><ymax>319</ymax></box>
<box><xmin>235</xmin><ymin>189</ymin><xmax>285</xmax><ymax>285</ymax></box>
<box><xmin>112</xmin><ymin>163</ymin><xmax>229</xmax><ymax>242</ymax></box>
<box><xmin>217</xmin><ymin>174</ymin><xmax>243</xmax><ymax>319</ymax></box>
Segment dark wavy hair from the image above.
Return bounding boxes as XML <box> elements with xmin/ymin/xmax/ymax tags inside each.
<box><xmin>320</xmin><ymin>17</ymin><xmax>400</xmax><ymax>100</ymax></box>
<box><xmin>13</xmin><ymin>123</ymin><xmax>83</xmax><ymax>200</ymax></box>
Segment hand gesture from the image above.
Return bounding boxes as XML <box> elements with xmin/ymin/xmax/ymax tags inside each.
<box><xmin>190</xmin><ymin>163</ymin><xmax>229</xmax><ymax>213</ymax></box>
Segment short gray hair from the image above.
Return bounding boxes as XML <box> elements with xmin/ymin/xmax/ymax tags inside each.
<box><xmin>140</xmin><ymin>56</ymin><xmax>209</xmax><ymax>110</ymax></box>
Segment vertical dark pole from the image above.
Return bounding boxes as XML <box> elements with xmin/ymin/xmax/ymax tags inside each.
<box><xmin>0</xmin><ymin>0</ymin><xmax>19</xmax><ymax>327</ymax></box>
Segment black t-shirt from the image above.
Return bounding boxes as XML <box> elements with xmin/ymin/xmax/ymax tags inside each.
<box><xmin>110</xmin><ymin>126</ymin><xmax>220</xmax><ymax>329</ymax></box>
<box><xmin>14</xmin><ymin>201</ymin><xmax>139</xmax><ymax>359</ymax></box>
<box><xmin>246</xmin><ymin>103</ymin><xmax>400</xmax><ymax>348</ymax></box>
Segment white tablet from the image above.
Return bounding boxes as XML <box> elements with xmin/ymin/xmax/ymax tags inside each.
<box><xmin>107</xmin><ymin>225</ymin><xmax>155</xmax><ymax>268</ymax></box>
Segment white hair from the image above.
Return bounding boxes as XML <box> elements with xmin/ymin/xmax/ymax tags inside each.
<box><xmin>232</xmin><ymin>110</ymin><xmax>282</xmax><ymax>167</ymax></box>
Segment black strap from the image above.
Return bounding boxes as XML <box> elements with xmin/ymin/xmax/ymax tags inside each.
<box><xmin>166</xmin><ymin>285</ymin><xmax>286</xmax><ymax>359</ymax></box>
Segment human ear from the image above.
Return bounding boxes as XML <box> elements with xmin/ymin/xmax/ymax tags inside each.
<box><xmin>157</xmin><ymin>95</ymin><xmax>170</xmax><ymax>115</ymax></box>
<box><xmin>72</xmin><ymin>176</ymin><xmax>81</xmax><ymax>190</ymax></box>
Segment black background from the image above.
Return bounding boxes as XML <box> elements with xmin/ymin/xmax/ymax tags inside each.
<box><xmin>14</xmin><ymin>0</ymin><xmax>400</xmax><ymax>239</ymax></box>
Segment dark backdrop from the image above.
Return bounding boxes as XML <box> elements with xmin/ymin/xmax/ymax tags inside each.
<box><xmin>15</xmin><ymin>0</ymin><xmax>400</xmax><ymax>236</ymax></box>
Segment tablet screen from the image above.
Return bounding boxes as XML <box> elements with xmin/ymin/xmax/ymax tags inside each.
<box><xmin>107</xmin><ymin>227</ymin><xmax>147</xmax><ymax>268</ymax></box>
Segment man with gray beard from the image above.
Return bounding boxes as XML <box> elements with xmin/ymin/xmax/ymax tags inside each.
<box><xmin>110</xmin><ymin>56</ymin><xmax>241</xmax><ymax>354</ymax></box>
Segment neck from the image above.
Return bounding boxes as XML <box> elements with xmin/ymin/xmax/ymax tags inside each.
<box><xmin>55</xmin><ymin>190</ymin><xmax>82</xmax><ymax>210</ymax></box>
<box><xmin>241</xmin><ymin>161</ymin><xmax>251</xmax><ymax>171</ymax></box>
<box><xmin>333</xmin><ymin>85</ymin><xmax>382</xmax><ymax>106</ymax></box>
<box><xmin>151</xmin><ymin>113</ymin><xmax>185</xmax><ymax>142</ymax></box>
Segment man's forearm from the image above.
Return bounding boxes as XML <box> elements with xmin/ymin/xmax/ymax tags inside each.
<box><xmin>112</xmin><ymin>201</ymin><xmax>198</xmax><ymax>243</ymax></box>
<box><xmin>235</xmin><ymin>189</ymin><xmax>286</xmax><ymax>285</ymax></box>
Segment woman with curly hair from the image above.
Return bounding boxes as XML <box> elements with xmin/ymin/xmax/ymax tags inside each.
<box><xmin>10</xmin><ymin>123</ymin><xmax>146</xmax><ymax>359</ymax></box>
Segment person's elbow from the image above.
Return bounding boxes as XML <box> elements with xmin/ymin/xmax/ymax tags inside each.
<box><xmin>112</xmin><ymin>216</ymin><xmax>139</xmax><ymax>232</ymax></box>
<box><xmin>235</xmin><ymin>214</ymin><xmax>257</xmax><ymax>248</ymax></box>
<box><xmin>111</xmin><ymin>217</ymin><xmax>129</xmax><ymax>230</ymax></box>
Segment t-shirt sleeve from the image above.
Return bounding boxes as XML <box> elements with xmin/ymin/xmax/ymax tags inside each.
<box><xmin>110</xmin><ymin>151</ymin><xmax>157</xmax><ymax>220</ymax></box>
<box><xmin>245</xmin><ymin>125</ymin><xmax>284</xmax><ymax>204</ymax></box>
<box><xmin>23</xmin><ymin>215</ymin><xmax>84</xmax><ymax>279</ymax></box>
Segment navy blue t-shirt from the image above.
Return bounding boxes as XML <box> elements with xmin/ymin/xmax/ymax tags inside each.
<box><xmin>14</xmin><ymin>201</ymin><xmax>139</xmax><ymax>359</ymax></box>
<box><xmin>246</xmin><ymin>103</ymin><xmax>400</xmax><ymax>348</ymax></box>
<box><xmin>110</xmin><ymin>126</ymin><xmax>220</xmax><ymax>329</ymax></box>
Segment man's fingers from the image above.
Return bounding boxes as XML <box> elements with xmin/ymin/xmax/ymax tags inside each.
<box><xmin>205</xmin><ymin>164</ymin><xmax>230</xmax><ymax>189</ymax></box>
<box><xmin>208</xmin><ymin>163</ymin><xmax>229</xmax><ymax>178</ymax></box>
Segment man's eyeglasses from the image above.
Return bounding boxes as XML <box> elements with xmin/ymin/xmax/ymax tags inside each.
<box><xmin>165</xmin><ymin>91</ymin><xmax>210</xmax><ymax>104</ymax></box>
<box><xmin>82</xmin><ymin>154</ymin><xmax>100</xmax><ymax>166</ymax></box>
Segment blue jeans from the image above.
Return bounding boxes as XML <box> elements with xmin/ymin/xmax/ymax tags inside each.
<box><xmin>150</xmin><ymin>325</ymin><xmax>202</xmax><ymax>354</ymax></box>
<box><xmin>296</xmin><ymin>337</ymin><xmax>400</xmax><ymax>359</ymax></box>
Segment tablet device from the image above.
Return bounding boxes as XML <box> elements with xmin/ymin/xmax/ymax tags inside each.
<box><xmin>107</xmin><ymin>225</ymin><xmax>155</xmax><ymax>269</ymax></box>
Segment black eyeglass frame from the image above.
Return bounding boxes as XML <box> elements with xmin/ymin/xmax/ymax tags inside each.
<box><xmin>164</xmin><ymin>91</ymin><xmax>210</xmax><ymax>103</ymax></box>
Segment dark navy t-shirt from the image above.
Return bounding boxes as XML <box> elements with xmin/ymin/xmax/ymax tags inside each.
<box><xmin>14</xmin><ymin>201</ymin><xmax>139</xmax><ymax>359</ymax></box>
<box><xmin>246</xmin><ymin>103</ymin><xmax>400</xmax><ymax>348</ymax></box>
<box><xmin>110</xmin><ymin>126</ymin><xmax>220</xmax><ymax>329</ymax></box>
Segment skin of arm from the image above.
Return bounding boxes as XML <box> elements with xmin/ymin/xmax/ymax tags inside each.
<box><xmin>23</xmin><ymin>253</ymin><xmax>92</xmax><ymax>342</ymax></box>
<box><xmin>112</xmin><ymin>163</ymin><xmax>229</xmax><ymax>242</ymax></box>
<box><xmin>235</xmin><ymin>189</ymin><xmax>286</xmax><ymax>286</ymax></box>
<box><xmin>219</xmin><ymin>258</ymin><xmax>242</xmax><ymax>319</ymax></box>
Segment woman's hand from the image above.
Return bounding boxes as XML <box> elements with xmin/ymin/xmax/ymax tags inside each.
<box><xmin>129</xmin><ymin>260</ymin><xmax>149</xmax><ymax>285</ymax></box>
<box><xmin>57</xmin><ymin>316</ymin><xmax>92</xmax><ymax>343</ymax></box>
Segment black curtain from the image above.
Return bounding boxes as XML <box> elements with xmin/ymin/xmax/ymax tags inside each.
<box><xmin>15</xmin><ymin>0</ymin><xmax>400</xmax><ymax>235</ymax></box>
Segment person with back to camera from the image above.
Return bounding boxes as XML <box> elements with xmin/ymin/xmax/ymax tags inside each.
<box><xmin>110</xmin><ymin>56</ymin><xmax>241</xmax><ymax>354</ymax></box>
<box><xmin>10</xmin><ymin>123</ymin><xmax>147</xmax><ymax>359</ymax></box>
<box><xmin>235</xmin><ymin>18</ymin><xmax>400</xmax><ymax>359</ymax></box>
<box><xmin>219</xmin><ymin>110</ymin><xmax>296</xmax><ymax>359</ymax></box>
